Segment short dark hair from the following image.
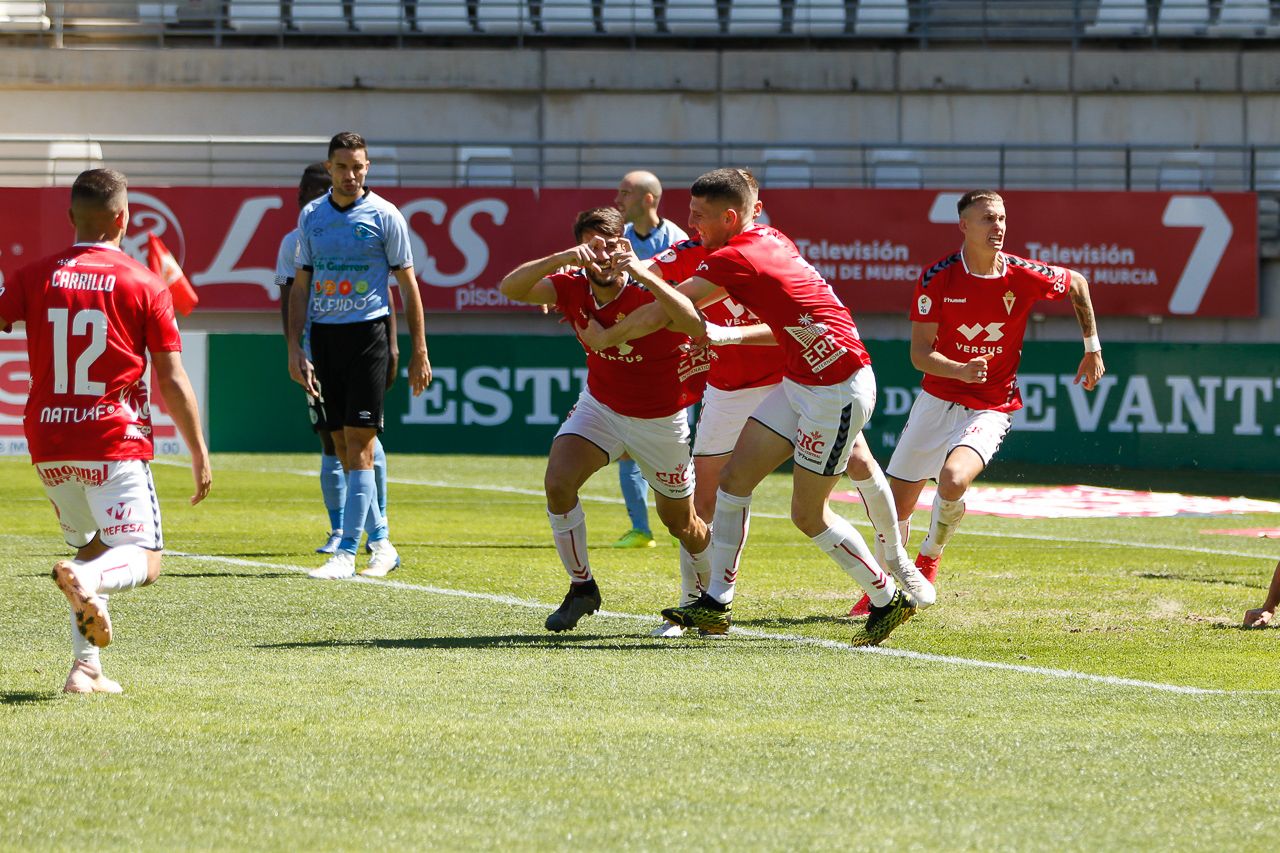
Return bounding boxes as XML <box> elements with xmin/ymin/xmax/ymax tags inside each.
<box><xmin>572</xmin><ymin>206</ymin><xmax>624</xmax><ymax>244</ymax></box>
<box><xmin>70</xmin><ymin>168</ymin><xmax>127</xmax><ymax>212</ymax></box>
<box><xmin>957</xmin><ymin>190</ymin><xmax>1003</xmax><ymax>216</ymax></box>
<box><xmin>298</xmin><ymin>162</ymin><xmax>331</xmax><ymax>208</ymax></box>
<box><xmin>328</xmin><ymin>131</ymin><xmax>368</xmax><ymax>160</ymax></box>
<box><xmin>691</xmin><ymin>168</ymin><xmax>752</xmax><ymax>212</ymax></box>
<box><xmin>736</xmin><ymin>167</ymin><xmax>759</xmax><ymax>196</ymax></box>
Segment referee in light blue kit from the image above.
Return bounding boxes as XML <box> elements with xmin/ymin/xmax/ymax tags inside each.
<box><xmin>286</xmin><ymin>131</ymin><xmax>432</xmax><ymax>580</ymax></box>
<box><xmin>609</xmin><ymin>170</ymin><xmax>689</xmax><ymax>550</ymax></box>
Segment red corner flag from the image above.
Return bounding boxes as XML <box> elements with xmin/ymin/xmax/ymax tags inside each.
<box><xmin>146</xmin><ymin>232</ymin><xmax>198</xmax><ymax>316</ymax></box>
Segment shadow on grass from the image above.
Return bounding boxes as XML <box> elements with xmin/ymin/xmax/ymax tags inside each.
<box><xmin>737</xmin><ymin>615</ymin><xmax>853</xmax><ymax>629</ymax></box>
<box><xmin>1136</xmin><ymin>572</ymin><xmax>1265</xmax><ymax>590</ymax></box>
<box><xmin>0</xmin><ymin>691</ymin><xmax>60</xmax><ymax>705</ymax></box>
<box><xmin>162</xmin><ymin>572</ymin><xmax>298</xmax><ymax>580</ymax></box>
<box><xmin>255</xmin><ymin>634</ymin><xmax>715</xmax><ymax>651</ymax></box>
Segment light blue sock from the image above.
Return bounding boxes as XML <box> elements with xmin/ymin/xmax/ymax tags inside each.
<box><xmin>370</xmin><ymin>438</ymin><xmax>388</xmax><ymax>536</ymax></box>
<box><xmin>339</xmin><ymin>469</ymin><xmax>377</xmax><ymax>554</ymax></box>
<box><xmin>320</xmin><ymin>453</ymin><xmax>346</xmax><ymax>533</ymax></box>
<box><xmin>618</xmin><ymin>458</ymin><xmax>651</xmax><ymax>535</ymax></box>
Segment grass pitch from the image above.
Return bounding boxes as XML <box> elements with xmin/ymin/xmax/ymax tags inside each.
<box><xmin>2</xmin><ymin>453</ymin><xmax>1279</xmax><ymax>850</ymax></box>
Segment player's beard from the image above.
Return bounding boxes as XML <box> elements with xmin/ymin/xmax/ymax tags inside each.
<box><xmin>587</xmin><ymin>268</ymin><xmax>623</xmax><ymax>289</ymax></box>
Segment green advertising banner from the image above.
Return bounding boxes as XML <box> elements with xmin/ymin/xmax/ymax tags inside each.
<box><xmin>209</xmin><ymin>335</ymin><xmax>1280</xmax><ymax>472</ymax></box>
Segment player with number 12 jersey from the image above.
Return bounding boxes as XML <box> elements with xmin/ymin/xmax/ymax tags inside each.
<box><xmin>3</xmin><ymin>242</ymin><xmax>181</xmax><ymax>462</ymax></box>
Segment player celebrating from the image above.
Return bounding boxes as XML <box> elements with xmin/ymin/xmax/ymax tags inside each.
<box><xmin>287</xmin><ymin>131</ymin><xmax>432</xmax><ymax>580</ymax></box>
<box><xmin>851</xmin><ymin>189</ymin><xmax>1105</xmax><ymax>612</ymax></box>
<box><xmin>616</xmin><ymin>168</ymin><xmax>934</xmax><ymax>646</ymax></box>
<box><xmin>497</xmin><ymin>206</ymin><xmax>711</xmax><ymax>634</ymax></box>
<box><xmin>276</xmin><ymin>162</ymin><xmax>394</xmax><ymax>557</ymax></box>
<box><xmin>608</xmin><ymin>169</ymin><xmax>691</xmax><ymax>550</ymax></box>
<box><xmin>0</xmin><ymin>168</ymin><xmax>211</xmax><ymax>694</ymax></box>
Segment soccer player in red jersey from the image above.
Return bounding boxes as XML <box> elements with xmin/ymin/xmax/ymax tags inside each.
<box><xmin>498</xmin><ymin>207</ymin><xmax>711</xmax><ymax>634</ymax></box>
<box><xmin>0</xmin><ymin>169</ymin><xmax>211</xmax><ymax>694</ymax></box>
<box><xmin>616</xmin><ymin>168</ymin><xmax>934</xmax><ymax>645</ymax></box>
<box><xmin>858</xmin><ymin>189</ymin><xmax>1105</xmax><ymax>609</ymax></box>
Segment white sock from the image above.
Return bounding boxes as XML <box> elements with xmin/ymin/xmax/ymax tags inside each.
<box><xmin>920</xmin><ymin>495</ymin><xmax>966</xmax><ymax>559</ymax></box>
<box><xmin>853</xmin><ymin>471</ymin><xmax>911</xmax><ymax>575</ymax></box>
<box><xmin>69</xmin><ymin>607</ymin><xmax>100</xmax><ymax>665</ymax></box>
<box><xmin>812</xmin><ymin>516</ymin><xmax>897</xmax><ymax>607</ymax></box>
<box><xmin>678</xmin><ymin>543</ymin><xmax>709</xmax><ymax>605</ymax></box>
<box><xmin>76</xmin><ymin>545</ymin><xmax>150</xmax><ymax>595</ymax></box>
<box><xmin>707</xmin><ymin>489</ymin><xmax>752</xmax><ymax>604</ymax></box>
<box><xmin>548</xmin><ymin>501</ymin><xmax>592</xmax><ymax>584</ymax></box>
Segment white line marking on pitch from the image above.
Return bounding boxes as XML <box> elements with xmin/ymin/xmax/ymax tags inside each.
<box><xmin>153</xmin><ymin>459</ymin><xmax>1280</xmax><ymax>563</ymax></box>
<box><xmin>169</xmin><ymin>550</ymin><xmax>1275</xmax><ymax>697</ymax></box>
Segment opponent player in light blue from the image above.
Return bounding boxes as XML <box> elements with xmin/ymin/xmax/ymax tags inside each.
<box><xmin>286</xmin><ymin>132</ymin><xmax>432</xmax><ymax>579</ymax></box>
<box><xmin>276</xmin><ymin>162</ymin><xmax>392</xmax><ymax>557</ymax></box>
<box><xmin>610</xmin><ymin>170</ymin><xmax>689</xmax><ymax>549</ymax></box>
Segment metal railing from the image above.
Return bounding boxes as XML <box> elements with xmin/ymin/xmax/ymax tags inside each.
<box><xmin>2</xmin><ymin>0</ymin><xmax>1277</xmax><ymax>48</ymax></box>
<box><xmin>5</xmin><ymin>135</ymin><xmax>1280</xmax><ymax>191</ymax></box>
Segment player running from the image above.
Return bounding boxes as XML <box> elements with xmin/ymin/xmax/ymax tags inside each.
<box><xmin>0</xmin><ymin>168</ymin><xmax>212</xmax><ymax>694</ymax></box>
<box><xmin>850</xmin><ymin>189</ymin><xmax>1105</xmax><ymax>614</ymax></box>
<box><xmin>497</xmin><ymin>206</ymin><xmax>711</xmax><ymax>634</ymax></box>
<box><xmin>612</xmin><ymin>168</ymin><xmax>934</xmax><ymax>646</ymax></box>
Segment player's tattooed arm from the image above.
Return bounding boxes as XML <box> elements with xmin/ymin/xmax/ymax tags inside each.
<box><xmin>1068</xmin><ymin>270</ymin><xmax>1106</xmax><ymax>391</ymax></box>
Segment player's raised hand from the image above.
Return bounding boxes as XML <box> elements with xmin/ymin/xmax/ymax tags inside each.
<box><xmin>289</xmin><ymin>351</ymin><xmax>320</xmax><ymax>397</ymax></box>
<box><xmin>562</xmin><ymin>240</ymin><xmax>607</xmax><ymax>276</ymax></box>
<box><xmin>408</xmin><ymin>350</ymin><xmax>432</xmax><ymax>396</ymax></box>
<box><xmin>958</xmin><ymin>355</ymin><xmax>990</xmax><ymax>384</ymax></box>
<box><xmin>1074</xmin><ymin>351</ymin><xmax>1105</xmax><ymax>391</ymax></box>
<box><xmin>607</xmin><ymin>238</ymin><xmax>641</xmax><ymax>275</ymax></box>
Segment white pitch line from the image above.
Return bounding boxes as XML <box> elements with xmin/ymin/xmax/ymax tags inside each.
<box><xmin>153</xmin><ymin>459</ymin><xmax>1280</xmax><ymax>563</ymax></box>
<box><xmin>169</xmin><ymin>550</ymin><xmax>1276</xmax><ymax>697</ymax></box>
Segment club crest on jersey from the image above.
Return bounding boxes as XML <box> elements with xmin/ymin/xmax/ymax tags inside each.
<box><xmin>918</xmin><ymin>294</ymin><xmax>932</xmax><ymax>315</ymax></box>
<box><xmin>353</xmin><ymin>223</ymin><xmax>377</xmax><ymax>241</ymax></box>
<box><xmin>1003</xmin><ymin>290</ymin><xmax>1016</xmax><ymax>314</ymax></box>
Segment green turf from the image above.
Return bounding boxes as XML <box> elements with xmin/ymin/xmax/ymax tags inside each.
<box><xmin>2</xmin><ymin>453</ymin><xmax>1278</xmax><ymax>850</ymax></box>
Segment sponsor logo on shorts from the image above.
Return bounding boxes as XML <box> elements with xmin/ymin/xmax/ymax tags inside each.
<box><xmin>38</xmin><ymin>463</ymin><xmax>110</xmax><ymax>487</ymax></box>
<box><xmin>654</xmin><ymin>463</ymin><xmax>691</xmax><ymax>488</ymax></box>
<box><xmin>796</xmin><ymin>429</ymin><xmax>827</xmax><ymax>455</ymax></box>
<box><xmin>106</xmin><ymin>501</ymin><xmax>132</xmax><ymax>521</ymax></box>
<box><xmin>103</xmin><ymin>522</ymin><xmax>147</xmax><ymax>537</ymax></box>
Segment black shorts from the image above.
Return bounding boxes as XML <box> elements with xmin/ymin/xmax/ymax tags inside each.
<box><xmin>309</xmin><ymin>317</ymin><xmax>389</xmax><ymax>432</ymax></box>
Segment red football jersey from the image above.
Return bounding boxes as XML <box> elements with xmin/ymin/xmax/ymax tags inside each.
<box><xmin>651</xmin><ymin>239</ymin><xmax>782</xmax><ymax>392</ymax></box>
<box><xmin>550</xmin><ymin>270</ymin><xmax>707</xmax><ymax>418</ymax></box>
<box><xmin>0</xmin><ymin>243</ymin><xmax>182</xmax><ymax>463</ymax></box>
<box><xmin>911</xmin><ymin>250</ymin><xmax>1070</xmax><ymax>412</ymax></box>
<box><xmin>694</xmin><ymin>225</ymin><xmax>870</xmax><ymax>386</ymax></box>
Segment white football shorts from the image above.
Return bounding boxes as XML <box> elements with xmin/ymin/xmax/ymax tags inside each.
<box><xmin>36</xmin><ymin>459</ymin><xmax>163</xmax><ymax>550</ymax></box>
<box><xmin>693</xmin><ymin>382</ymin><xmax>779</xmax><ymax>457</ymax></box>
<box><xmin>749</xmin><ymin>366</ymin><xmax>877</xmax><ymax>477</ymax></box>
<box><xmin>556</xmin><ymin>389</ymin><xmax>694</xmax><ymax>499</ymax></box>
<box><xmin>886</xmin><ymin>390</ymin><xmax>1013</xmax><ymax>483</ymax></box>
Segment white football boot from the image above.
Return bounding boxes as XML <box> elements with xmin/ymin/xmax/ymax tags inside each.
<box><xmin>309</xmin><ymin>550</ymin><xmax>356</xmax><ymax>580</ymax></box>
<box><xmin>63</xmin><ymin>660</ymin><xmax>123</xmax><ymax>695</ymax></box>
<box><xmin>361</xmin><ymin>539</ymin><xmax>400</xmax><ymax>577</ymax></box>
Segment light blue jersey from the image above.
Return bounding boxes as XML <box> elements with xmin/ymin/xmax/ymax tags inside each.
<box><xmin>624</xmin><ymin>218</ymin><xmax>688</xmax><ymax>261</ymax></box>
<box><xmin>297</xmin><ymin>189</ymin><xmax>413</xmax><ymax>325</ymax></box>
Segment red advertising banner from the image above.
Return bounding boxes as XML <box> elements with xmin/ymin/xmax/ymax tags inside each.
<box><xmin>0</xmin><ymin>187</ymin><xmax>1258</xmax><ymax>317</ymax></box>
